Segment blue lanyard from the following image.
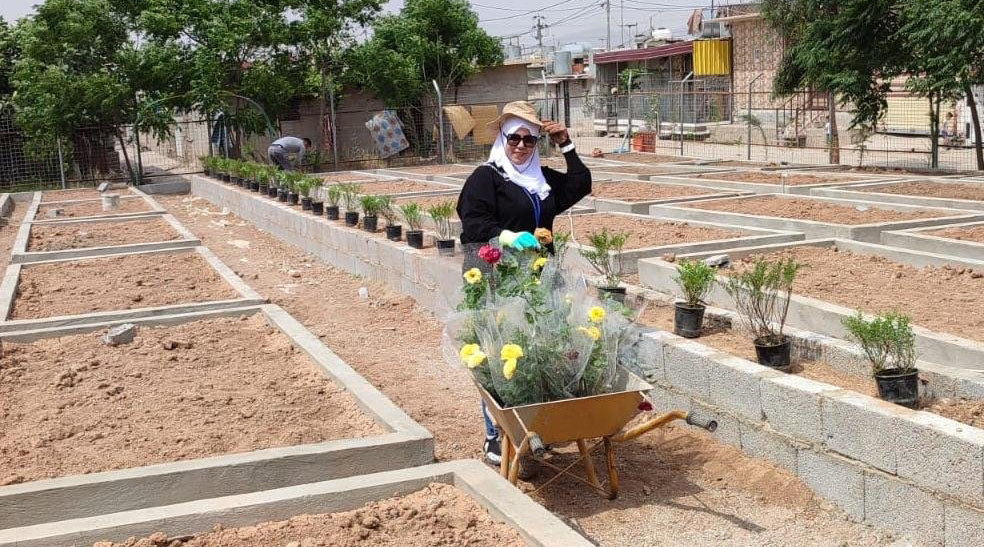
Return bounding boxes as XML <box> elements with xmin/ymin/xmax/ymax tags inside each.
<box><xmin>525</xmin><ymin>191</ymin><xmax>542</xmax><ymax>227</ymax></box>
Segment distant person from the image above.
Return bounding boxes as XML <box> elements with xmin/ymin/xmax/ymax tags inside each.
<box><xmin>268</xmin><ymin>136</ymin><xmax>311</xmax><ymax>171</ymax></box>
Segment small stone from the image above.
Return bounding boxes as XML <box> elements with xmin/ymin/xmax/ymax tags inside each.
<box><xmin>972</xmin><ymin>272</ymin><xmax>983</xmax><ymax>279</ymax></box>
<box><xmin>1</xmin><ymin>474</ymin><xmax>24</xmax><ymax>486</ymax></box>
<box><xmin>45</xmin><ymin>208</ymin><xmax>64</xmax><ymax>219</ymax></box>
<box><xmin>101</xmin><ymin>323</ymin><xmax>137</xmax><ymax>346</ymax></box>
<box><xmin>162</xmin><ymin>339</ymin><xmax>192</xmax><ymax>350</ymax></box>
<box><xmin>288</xmin><ymin>269</ymin><xmax>301</xmax><ymax>278</ymax></box>
<box><xmin>894</xmin><ymin>271</ymin><xmax>903</xmax><ymax>279</ymax></box>
<box><xmin>703</xmin><ymin>254</ymin><xmax>731</xmax><ymax>268</ymax></box>
<box><xmin>93</xmin><ymin>542</ymin><xmax>113</xmax><ymax>547</ymax></box>
<box><xmin>642</xmin><ymin>485</ymin><xmax>652</xmax><ymax>496</ymax></box>
<box><xmin>131</xmin><ymin>294</ymin><xmax>144</xmax><ymax>303</ymax></box>
<box><xmin>148</xmin><ymin>531</ymin><xmax>168</xmax><ymax>545</ymax></box>
<box><xmin>286</xmin><ymin>542</ymin><xmax>300</xmax><ymax>547</ymax></box>
<box><xmin>661</xmin><ymin>253</ymin><xmax>676</xmax><ymax>263</ymax></box>
<box><xmin>361</xmin><ymin>515</ymin><xmax>380</xmax><ymax>529</ymax></box>
<box><xmin>98</xmin><ymin>182</ymin><xmax>110</xmax><ymax>192</ymax></box>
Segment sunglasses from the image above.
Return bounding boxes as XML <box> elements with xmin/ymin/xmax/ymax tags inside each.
<box><xmin>503</xmin><ymin>133</ymin><xmax>540</xmax><ymax>147</ymax></box>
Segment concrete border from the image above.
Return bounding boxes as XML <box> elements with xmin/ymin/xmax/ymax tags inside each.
<box><xmin>0</xmin><ymin>246</ymin><xmax>266</xmax><ymax>333</ymax></box>
<box><xmin>30</xmin><ymin>193</ymin><xmax>166</xmax><ymax>223</ymax></box>
<box><xmin>0</xmin><ymin>461</ymin><xmax>587</xmax><ymax>547</ymax></box>
<box><xmin>137</xmin><ymin>180</ymin><xmax>191</xmax><ymax>195</ymax></box>
<box><xmin>583</xmin><ymin>180</ymin><xmax>750</xmax><ymax>214</ymax></box>
<box><xmin>645</xmin><ymin>172</ymin><xmax>894</xmax><ymax>195</ymax></box>
<box><xmin>638</xmin><ymin>238</ymin><xmax>984</xmax><ymax>371</ymax></box>
<box><xmin>11</xmin><ymin>213</ymin><xmax>201</xmax><ymax>264</ymax></box>
<box><xmin>589</xmin><ymin>164</ymin><xmax>729</xmax><ymax>181</ymax></box>
<box><xmin>370</xmin><ymin>164</ymin><xmax>477</xmax><ymax>181</ymax></box>
<box><xmin>881</xmin><ymin>220</ymin><xmax>984</xmax><ymax>262</ymax></box>
<box><xmin>0</xmin><ymin>302</ymin><xmax>433</xmax><ymax>530</ymax></box>
<box><xmin>0</xmin><ymin>193</ymin><xmax>12</xmax><ymax>218</ymax></box>
<box><xmin>37</xmin><ymin>185</ymin><xmax>135</xmax><ymax>203</ymax></box>
<box><xmin>648</xmin><ymin>193</ymin><xmax>984</xmax><ymax>243</ymax></box>
<box><xmin>811</xmin><ymin>179</ymin><xmax>984</xmax><ymax>211</ymax></box>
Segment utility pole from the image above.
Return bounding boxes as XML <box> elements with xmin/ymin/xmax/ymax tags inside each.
<box><xmin>623</xmin><ymin>23</ymin><xmax>638</xmax><ymax>48</ymax></box>
<box><xmin>605</xmin><ymin>0</ymin><xmax>611</xmax><ymax>51</ymax></box>
<box><xmin>532</xmin><ymin>15</ymin><xmax>547</xmax><ymax>56</ymax></box>
<box><xmin>620</xmin><ymin>0</ymin><xmax>624</xmax><ymax>48</ymax></box>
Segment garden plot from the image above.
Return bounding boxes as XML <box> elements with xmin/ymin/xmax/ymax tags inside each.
<box><xmin>39</xmin><ymin>186</ymin><xmax>133</xmax><ymax>203</ymax></box>
<box><xmin>335</xmin><ymin>178</ymin><xmax>459</xmax><ymax>198</ymax></box>
<box><xmin>651</xmin><ymin>194</ymin><xmax>984</xmax><ymax>243</ymax></box>
<box><xmin>638</xmin><ymin>238</ymin><xmax>984</xmax><ymax>370</ymax></box>
<box><xmin>584</xmin><ymin>179</ymin><xmax>745</xmax><ymax>213</ymax></box>
<box><xmin>35</xmin><ymin>195</ymin><xmax>158</xmax><ymax>219</ymax></box>
<box><xmin>556</xmin><ymin>212</ymin><xmax>802</xmax><ymax>274</ymax></box>
<box><xmin>882</xmin><ymin>220</ymin><xmax>984</xmax><ymax>262</ymax></box>
<box><xmin>666</xmin><ymin>170</ymin><xmax>878</xmax><ymax>195</ymax></box>
<box><xmin>812</xmin><ymin>179</ymin><xmax>984</xmax><ymax>211</ymax></box>
<box><xmin>590</xmin><ymin>164</ymin><xmax>713</xmax><ymax>179</ymax></box>
<box><xmin>314</xmin><ymin>171</ymin><xmax>380</xmax><ymax>184</ymax></box>
<box><xmin>605</xmin><ymin>152</ymin><xmax>692</xmax><ymax>164</ymax></box>
<box><xmin>376</xmin><ymin>164</ymin><xmax>476</xmax><ymax>180</ymax></box>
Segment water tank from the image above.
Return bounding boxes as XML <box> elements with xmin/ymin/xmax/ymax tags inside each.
<box><xmin>652</xmin><ymin>27</ymin><xmax>672</xmax><ymax>41</ymax></box>
<box><xmin>553</xmin><ymin>50</ymin><xmax>573</xmax><ymax>76</ymax></box>
<box><xmin>543</xmin><ymin>45</ymin><xmax>556</xmax><ymax>56</ymax></box>
<box><xmin>561</xmin><ymin>43</ymin><xmax>587</xmax><ymax>56</ymax></box>
<box><xmin>504</xmin><ymin>44</ymin><xmax>521</xmax><ymax>59</ymax></box>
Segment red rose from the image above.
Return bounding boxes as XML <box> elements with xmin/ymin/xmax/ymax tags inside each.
<box><xmin>637</xmin><ymin>401</ymin><xmax>653</xmax><ymax>412</ymax></box>
<box><xmin>478</xmin><ymin>244</ymin><xmax>502</xmax><ymax>265</ymax></box>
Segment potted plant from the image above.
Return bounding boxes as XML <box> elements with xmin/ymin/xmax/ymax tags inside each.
<box><xmin>217</xmin><ymin>158</ymin><xmax>232</xmax><ymax>183</ymax></box>
<box><xmin>200</xmin><ymin>156</ymin><xmax>215</xmax><ymax>177</ymax></box>
<box><xmin>257</xmin><ymin>165</ymin><xmax>272</xmax><ymax>195</ymax></box>
<box><xmin>673</xmin><ymin>259</ymin><xmax>716</xmax><ymax>338</ymax></box>
<box><xmin>286</xmin><ymin>173</ymin><xmax>300</xmax><ymax>205</ymax></box>
<box><xmin>578</xmin><ymin>228</ymin><xmax>629</xmax><ymax>303</ymax></box>
<box><xmin>308</xmin><ymin>177</ymin><xmax>325</xmax><ymax>215</ymax></box>
<box><xmin>842</xmin><ymin>311</ymin><xmax>919</xmax><ymax>408</ymax></box>
<box><xmin>275</xmin><ymin>171</ymin><xmax>290</xmax><ymax>202</ymax></box>
<box><xmin>379</xmin><ymin>197</ymin><xmax>402</xmax><ymax>241</ymax></box>
<box><xmin>722</xmin><ymin>258</ymin><xmax>802</xmax><ymax>369</ymax></box>
<box><xmin>427</xmin><ymin>201</ymin><xmax>456</xmax><ymax>256</ymax></box>
<box><xmin>296</xmin><ymin>178</ymin><xmax>314</xmax><ymax>210</ymax></box>
<box><xmin>325</xmin><ymin>184</ymin><xmax>342</xmax><ymax>220</ymax></box>
<box><xmin>401</xmin><ymin>202</ymin><xmax>424</xmax><ymax>248</ymax></box>
<box><xmin>341</xmin><ymin>183</ymin><xmax>362</xmax><ymax>226</ymax></box>
<box><xmin>360</xmin><ymin>194</ymin><xmax>383</xmax><ymax>232</ymax></box>
<box><xmin>250</xmin><ymin>163</ymin><xmax>262</xmax><ymax>191</ymax></box>
<box><xmin>232</xmin><ymin>161</ymin><xmax>247</xmax><ymax>187</ymax></box>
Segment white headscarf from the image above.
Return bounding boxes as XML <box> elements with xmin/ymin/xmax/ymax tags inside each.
<box><xmin>487</xmin><ymin>117</ymin><xmax>551</xmax><ymax>199</ymax></box>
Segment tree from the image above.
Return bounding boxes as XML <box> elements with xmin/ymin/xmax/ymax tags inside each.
<box><xmin>0</xmin><ymin>18</ymin><xmax>19</xmax><ymax>104</ymax></box>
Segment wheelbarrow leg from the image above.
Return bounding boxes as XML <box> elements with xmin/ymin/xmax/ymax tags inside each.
<box><xmin>577</xmin><ymin>439</ymin><xmax>602</xmax><ymax>490</ymax></box>
<box><xmin>500</xmin><ymin>435</ymin><xmax>512</xmax><ymax>479</ymax></box>
<box><xmin>604</xmin><ymin>437</ymin><xmax>619</xmax><ymax>500</ymax></box>
<box><xmin>508</xmin><ymin>433</ymin><xmax>533</xmax><ymax>485</ymax></box>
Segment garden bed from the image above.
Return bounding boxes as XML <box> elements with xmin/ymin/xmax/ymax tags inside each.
<box><xmin>387</xmin><ymin>164</ymin><xmax>474</xmax><ymax>175</ymax></box>
<box><xmin>930</xmin><ymin>224</ymin><xmax>984</xmax><ymax>243</ymax></box>
<box><xmin>691</xmin><ymin>171</ymin><xmax>859</xmax><ymax>186</ymax></box>
<box><xmin>606</xmin><ymin>152</ymin><xmax>688</xmax><ymax>164</ymax></box>
<box><xmin>592</xmin><ymin>164</ymin><xmax>691</xmax><ymax>176</ymax></box>
<box><xmin>591</xmin><ymin>180</ymin><xmax>721</xmax><ymax>202</ymax></box>
<box><xmin>393</xmin><ymin>194</ymin><xmax>460</xmax><ymax>216</ymax></box>
<box><xmin>854</xmin><ymin>180</ymin><xmax>984</xmax><ymax>201</ymax></box>
<box><xmin>316</xmin><ymin>172</ymin><xmax>378</xmax><ymax>184</ymax></box>
<box><xmin>344</xmin><ymin>179</ymin><xmax>457</xmax><ymax>196</ymax></box>
<box><xmin>0</xmin><ymin>315</ymin><xmax>382</xmax><ymax>486</ymax></box>
<box><xmin>40</xmin><ymin>187</ymin><xmax>130</xmax><ymax>203</ymax></box>
<box><xmin>36</xmin><ymin>197</ymin><xmax>153</xmax><ymax>218</ymax></box>
<box><xmin>26</xmin><ymin>217</ymin><xmax>180</xmax><ymax>252</ymax></box>
<box><xmin>683</xmin><ymin>195</ymin><xmax>938</xmax><ymax>224</ymax></box>
<box><xmin>557</xmin><ymin>213</ymin><xmax>739</xmax><ymax>250</ymax></box>
<box><xmin>10</xmin><ymin>252</ymin><xmax>240</xmax><ymax>320</ymax></box>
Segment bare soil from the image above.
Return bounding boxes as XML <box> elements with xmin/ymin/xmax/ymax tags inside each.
<box><xmin>41</xmin><ymin>188</ymin><xmax>130</xmax><ymax>203</ymax></box>
<box><xmin>693</xmin><ymin>171</ymin><xmax>854</xmax><ymax>185</ymax></box>
<box><xmin>0</xmin><ymin>315</ymin><xmax>381</xmax><ymax>485</ymax></box>
<box><xmin>858</xmin><ymin>180</ymin><xmax>984</xmax><ymax>202</ymax></box>
<box><xmin>594</xmin><ymin>165</ymin><xmax>683</xmax><ymax>175</ymax></box>
<box><xmin>395</xmin><ymin>164</ymin><xmax>474</xmax><ymax>175</ymax></box>
<box><xmin>928</xmin><ymin>224</ymin><xmax>984</xmax><ymax>243</ymax></box>
<box><xmin>27</xmin><ymin>218</ymin><xmax>181</xmax><ymax>251</ymax></box>
<box><xmin>157</xmin><ymin>194</ymin><xmax>899</xmax><ymax>546</ymax></box>
<box><xmin>607</xmin><ymin>152</ymin><xmax>687</xmax><ymax>164</ymax></box>
<box><xmin>707</xmin><ymin>161</ymin><xmax>773</xmax><ymax>167</ymax></box>
<box><xmin>685</xmin><ymin>195</ymin><xmax>941</xmax><ymax>224</ymax></box>
<box><xmin>11</xmin><ymin>252</ymin><xmax>240</xmax><ymax>319</ymax></box>
<box><xmin>592</xmin><ymin>180</ymin><xmax>717</xmax><ymax>202</ymax></box>
<box><xmin>350</xmin><ymin>180</ymin><xmax>454</xmax><ymax>196</ymax></box>
<box><xmin>37</xmin><ymin>197</ymin><xmax>153</xmax><ymax>218</ymax></box>
<box><xmin>96</xmin><ymin>484</ymin><xmax>522</xmax><ymax>547</ymax></box>
<box><xmin>556</xmin><ymin>213</ymin><xmax>740</xmax><ymax>250</ymax></box>
<box><xmin>733</xmin><ymin>245</ymin><xmax>984</xmax><ymax>344</ymax></box>
<box><xmin>316</xmin><ymin>173</ymin><xmax>378</xmax><ymax>184</ymax></box>
<box><xmin>0</xmin><ymin>202</ymin><xmax>28</xmax><ymax>271</ymax></box>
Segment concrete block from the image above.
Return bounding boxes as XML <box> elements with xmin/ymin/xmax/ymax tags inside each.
<box><xmin>796</xmin><ymin>449</ymin><xmax>865</xmax><ymax>521</ymax></box>
<box><xmin>761</xmin><ymin>374</ymin><xmax>840</xmax><ymax>445</ymax></box>
<box><xmin>634</xmin><ymin>331</ymin><xmax>672</xmax><ymax>382</ymax></box>
<box><xmin>896</xmin><ymin>411</ymin><xmax>984</xmax><ymax>506</ymax></box>
<box><xmin>45</xmin><ymin>208</ymin><xmax>64</xmax><ymax>219</ymax></box>
<box><xmin>944</xmin><ymin>502</ymin><xmax>984</xmax><ymax>547</ymax></box>
<box><xmin>739</xmin><ymin>422</ymin><xmax>798</xmax><ymax>472</ymax></box>
<box><xmin>102</xmin><ymin>194</ymin><xmax>121</xmax><ymax>211</ymax></box>
<box><xmin>864</xmin><ymin>471</ymin><xmax>945</xmax><ymax>547</ymax></box>
<box><xmin>645</xmin><ymin>383</ymin><xmax>692</xmax><ymax>415</ymax></box>
<box><xmin>98</xmin><ymin>182</ymin><xmax>109</xmax><ymax>192</ymax></box>
<box><xmin>662</xmin><ymin>340</ymin><xmax>716</xmax><ymax>399</ymax></box>
<box><xmin>705</xmin><ymin>354</ymin><xmax>777</xmax><ymax>420</ymax></box>
<box><xmin>822</xmin><ymin>390</ymin><xmax>906</xmax><ymax>474</ymax></box>
<box><xmin>101</xmin><ymin>323</ymin><xmax>136</xmax><ymax>346</ymax></box>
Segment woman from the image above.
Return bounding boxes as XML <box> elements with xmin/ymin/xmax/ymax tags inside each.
<box><xmin>456</xmin><ymin>101</ymin><xmax>592</xmax><ymax>464</ymax></box>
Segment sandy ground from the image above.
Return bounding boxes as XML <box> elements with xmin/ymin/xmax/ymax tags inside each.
<box><xmin>157</xmin><ymin>194</ymin><xmax>900</xmax><ymax>546</ymax></box>
<box><xmin>345</xmin><ymin>179</ymin><xmax>454</xmax><ymax>196</ymax></box>
<box><xmin>859</xmin><ymin>180</ymin><xmax>984</xmax><ymax>201</ymax></box>
<box><xmin>593</xmin><ymin>165</ymin><xmax>685</xmax><ymax>175</ymax></box>
<box><xmin>1</xmin><ymin>201</ymin><xmax>28</xmax><ymax>271</ymax></box>
<box><xmin>707</xmin><ymin>161</ymin><xmax>773</xmax><ymax>167</ymax></box>
<box><xmin>37</xmin><ymin>197</ymin><xmax>152</xmax><ymax>218</ymax></box>
<box><xmin>692</xmin><ymin>171</ymin><xmax>857</xmax><ymax>185</ymax></box>
<box><xmin>0</xmin><ymin>315</ymin><xmax>381</xmax><ymax>485</ymax></box>
<box><xmin>11</xmin><ymin>252</ymin><xmax>240</xmax><ymax>319</ymax></box>
<box><xmin>392</xmin><ymin>165</ymin><xmax>474</xmax><ymax>175</ymax></box>
<box><xmin>607</xmin><ymin>153</ymin><xmax>688</xmax><ymax>164</ymax></box>
<box><xmin>96</xmin><ymin>484</ymin><xmax>523</xmax><ymax>547</ymax></box>
<box><xmin>27</xmin><ymin>218</ymin><xmax>181</xmax><ymax>251</ymax></box>
<box><xmin>929</xmin><ymin>224</ymin><xmax>984</xmax><ymax>243</ymax></box>
<box><xmin>557</xmin><ymin>213</ymin><xmax>739</xmax><ymax>250</ymax></box>
<box><xmin>41</xmin><ymin>188</ymin><xmax>130</xmax><ymax>203</ymax></box>
<box><xmin>316</xmin><ymin>173</ymin><xmax>379</xmax><ymax>184</ymax></box>
<box><xmin>735</xmin><ymin>245</ymin><xmax>984</xmax><ymax>344</ymax></box>
<box><xmin>592</xmin><ymin>181</ymin><xmax>717</xmax><ymax>202</ymax></box>
<box><xmin>685</xmin><ymin>196</ymin><xmax>941</xmax><ymax>224</ymax></box>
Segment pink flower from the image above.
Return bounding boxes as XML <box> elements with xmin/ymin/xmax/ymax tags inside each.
<box><xmin>478</xmin><ymin>244</ymin><xmax>502</xmax><ymax>265</ymax></box>
<box><xmin>637</xmin><ymin>401</ymin><xmax>653</xmax><ymax>412</ymax></box>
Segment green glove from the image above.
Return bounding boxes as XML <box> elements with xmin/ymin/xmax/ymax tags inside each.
<box><xmin>499</xmin><ymin>230</ymin><xmax>539</xmax><ymax>250</ymax></box>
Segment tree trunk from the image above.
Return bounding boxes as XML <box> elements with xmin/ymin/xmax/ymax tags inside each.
<box><xmin>318</xmin><ymin>61</ymin><xmax>327</xmax><ymax>172</ymax></box>
<box><xmin>964</xmin><ymin>84</ymin><xmax>984</xmax><ymax>171</ymax></box>
<box><xmin>114</xmin><ymin>126</ymin><xmax>136</xmax><ymax>185</ymax></box>
<box><xmin>929</xmin><ymin>93</ymin><xmax>940</xmax><ymax>169</ymax></box>
<box><xmin>828</xmin><ymin>91</ymin><xmax>840</xmax><ymax>164</ymax></box>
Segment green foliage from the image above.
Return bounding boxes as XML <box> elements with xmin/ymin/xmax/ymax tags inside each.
<box><xmin>722</xmin><ymin>258</ymin><xmax>802</xmax><ymax>344</ymax></box>
<box><xmin>578</xmin><ymin>228</ymin><xmax>628</xmax><ymax>288</ymax></box>
<box><xmin>326</xmin><ymin>184</ymin><xmax>343</xmax><ymax>206</ymax></box>
<box><xmin>400</xmin><ymin>202</ymin><xmax>423</xmax><ymax>231</ymax></box>
<box><xmin>426</xmin><ymin>200</ymin><xmax>456</xmax><ymax>240</ymax></box>
<box><xmin>359</xmin><ymin>193</ymin><xmax>384</xmax><ymax>215</ymax></box>
<box><xmin>617</xmin><ymin>68</ymin><xmax>645</xmax><ymax>93</ymax></box>
<box><xmin>376</xmin><ymin>196</ymin><xmax>398</xmax><ymax>225</ymax></box>
<box><xmin>0</xmin><ymin>17</ymin><xmax>20</xmax><ymax>103</ymax></box>
<box><xmin>842</xmin><ymin>311</ymin><xmax>918</xmax><ymax>375</ymax></box>
<box><xmin>674</xmin><ymin>259</ymin><xmax>717</xmax><ymax>307</ymax></box>
<box><xmin>338</xmin><ymin>182</ymin><xmax>362</xmax><ymax>210</ymax></box>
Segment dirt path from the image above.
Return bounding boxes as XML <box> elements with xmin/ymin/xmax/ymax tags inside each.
<box><xmin>158</xmin><ymin>194</ymin><xmax>898</xmax><ymax>546</ymax></box>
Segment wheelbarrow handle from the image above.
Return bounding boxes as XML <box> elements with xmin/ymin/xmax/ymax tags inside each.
<box><xmin>613</xmin><ymin>410</ymin><xmax>718</xmax><ymax>442</ymax></box>
<box><xmin>686</xmin><ymin>413</ymin><xmax>718</xmax><ymax>432</ymax></box>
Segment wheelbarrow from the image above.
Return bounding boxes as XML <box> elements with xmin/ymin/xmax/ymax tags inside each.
<box><xmin>479</xmin><ymin>367</ymin><xmax>717</xmax><ymax>500</ymax></box>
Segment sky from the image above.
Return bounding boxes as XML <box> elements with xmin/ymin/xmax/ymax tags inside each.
<box><xmin>0</xmin><ymin>0</ymin><xmax>706</xmax><ymax>50</ymax></box>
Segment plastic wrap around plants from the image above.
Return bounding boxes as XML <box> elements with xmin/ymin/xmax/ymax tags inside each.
<box><xmin>442</xmin><ymin>234</ymin><xmax>636</xmax><ymax>409</ymax></box>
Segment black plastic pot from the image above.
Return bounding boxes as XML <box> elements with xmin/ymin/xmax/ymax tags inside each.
<box><xmin>363</xmin><ymin>215</ymin><xmax>378</xmax><ymax>232</ymax></box>
<box><xmin>325</xmin><ymin>205</ymin><xmax>340</xmax><ymax>220</ymax></box>
<box><xmin>385</xmin><ymin>224</ymin><xmax>403</xmax><ymax>241</ymax></box>
<box><xmin>311</xmin><ymin>201</ymin><xmax>324</xmax><ymax>215</ymax></box>
<box><xmin>277</xmin><ymin>188</ymin><xmax>288</xmax><ymax>202</ymax></box>
<box><xmin>436</xmin><ymin>238</ymin><xmax>455</xmax><ymax>256</ymax></box>
<box><xmin>236</xmin><ymin>177</ymin><xmax>245</xmax><ymax>187</ymax></box>
<box><xmin>598</xmin><ymin>286</ymin><xmax>627</xmax><ymax>303</ymax></box>
<box><xmin>268</xmin><ymin>186</ymin><xmax>279</xmax><ymax>198</ymax></box>
<box><xmin>287</xmin><ymin>192</ymin><xmax>299</xmax><ymax>206</ymax></box>
<box><xmin>301</xmin><ymin>197</ymin><xmax>312</xmax><ymax>210</ymax></box>
<box><xmin>874</xmin><ymin>368</ymin><xmax>919</xmax><ymax>408</ymax></box>
<box><xmin>754</xmin><ymin>336</ymin><xmax>791</xmax><ymax>369</ymax></box>
<box><xmin>222</xmin><ymin>174</ymin><xmax>231</xmax><ymax>183</ymax></box>
<box><xmin>406</xmin><ymin>230</ymin><xmax>424</xmax><ymax>249</ymax></box>
<box><xmin>259</xmin><ymin>183</ymin><xmax>269</xmax><ymax>195</ymax></box>
<box><xmin>344</xmin><ymin>211</ymin><xmax>359</xmax><ymax>226</ymax></box>
<box><xmin>674</xmin><ymin>302</ymin><xmax>706</xmax><ymax>338</ymax></box>
<box><xmin>252</xmin><ymin>180</ymin><xmax>261</xmax><ymax>192</ymax></box>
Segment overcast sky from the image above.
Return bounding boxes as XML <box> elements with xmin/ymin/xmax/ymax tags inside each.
<box><xmin>1</xmin><ymin>0</ymin><xmax>703</xmax><ymax>50</ymax></box>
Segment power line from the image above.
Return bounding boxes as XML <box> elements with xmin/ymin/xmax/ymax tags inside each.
<box><xmin>497</xmin><ymin>3</ymin><xmax>603</xmax><ymax>40</ymax></box>
<box><xmin>478</xmin><ymin>0</ymin><xmax>591</xmax><ymax>23</ymax></box>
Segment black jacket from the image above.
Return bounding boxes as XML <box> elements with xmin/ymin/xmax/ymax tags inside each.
<box><xmin>457</xmin><ymin>150</ymin><xmax>592</xmax><ymax>245</ymax></box>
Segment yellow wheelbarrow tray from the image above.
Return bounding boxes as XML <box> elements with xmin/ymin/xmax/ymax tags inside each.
<box><xmin>479</xmin><ymin>366</ymin><xmax>717</xmax><ymax>500</ymax></box>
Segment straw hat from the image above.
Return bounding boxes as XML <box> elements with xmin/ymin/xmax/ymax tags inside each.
<box><xmin>488</xmin><ymin>100</ymin><xmax>543</xmax><ymax>128</ymax></box>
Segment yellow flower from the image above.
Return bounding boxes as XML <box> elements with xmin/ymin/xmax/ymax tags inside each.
<box><xmin>464</xmin><ymin>351</ymin><xmax>487</xmax><ymax>369</ymax></box>
<box><xmin>463</xmin><ymin>268</ymin><xmax>482</xmax><ymax>285</ymax></box>
<box><xmin>500</xmin><ymin>344</ymin><xmax>524</xmax><ymax>361</ymax></box>
<box><xmin>589</xmin><ymin>306</ymin><xmax>606</xmax><ymax>323</ymax></box>
<box><xmin>564</xmin><ymin>293</ymin><xmax>573</xmax><ymax>305</ymax></box>
<box><xmin>502</xmin><ymin>358</ymin><xmax>517</xmax><ymax>380</ymax></box>
<box><xmin>459</xmin><ymin>343</ymin><xmax>481</xmax><ymax>363</ymax></box>
<box><xmin>532</xmin><ymin>257</ymin><xmax>548</xmax><ymax>272</ymax></box>
<box><xmin>578</xmin><ymin>326</ymin><xmax>601</xmax><ymax>341</ymax></box>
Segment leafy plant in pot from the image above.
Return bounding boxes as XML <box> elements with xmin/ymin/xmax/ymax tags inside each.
<box><xmin>722</xmin><ymin>258</ymin><xmax>802</xmax><ymax>369</ymax></box>
<box><xmin>285</xmin><ymin>173</ymin><xmax>301</xmax><ymax>205</ymax></box>
<box><xmin>842</xmin><ymin>311</ymin><xmax>919</xmax><ymax>408</ymax></box>
<box><xmin>257</xmin><ymin>165</ymin><xmax>274</xmax><ymax>195</ymax></box>
<box><xmin>427</xmin><ymin>201</ymin><xmax>457</xmax><ymax>256</ymax></box>
<box><xmin>340</xmin><ymin>183</ymin><xmax>362</xmax><ymax>226</ymax></box>
<box><xmin>217</xmin><ymin>158</ymin><xmax>233</xmax><ymax>183</ymax></box>
<box><xmin>578</xmin><ymin>228</ymin><xmax>629</xmax><ymax>303</ymax></box>
<box><xmin>673</xmin><ymin>259</ymin><xmax>716</xmax><ymax>338</ymax></box>
<box><xmin>275</xmin><ymin>171</ymin><xmax>290</xmax><ymax>202</ymax></box>
<box><xmin>401</xmin><ymin>202</ymin><xmax>424</xmax><ymax>248</ymax></box>
<box><xmin>360</xmin><ymin>194</ymin><xmax>384</xmax><ymax>232</ymax></box>
<box><xmin>325</xmin><ymin>184</ymin><xmax>342</xmax><ymax>220</ymax></box>
<box><xmin>307</xmin><ymin>177</ymin><xmax>325</xmax><ymax>215</ymax></box>
<box><xmin>378</xmin><ymin>196</ymin><xmax>402</xmax><ymax>241</ymax></box>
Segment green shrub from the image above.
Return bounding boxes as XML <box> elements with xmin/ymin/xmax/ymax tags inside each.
<box><xmin>578</xmin><ymin>228</ymin><xmax>628</xmax><ymax>288</ymax></box>
<box><xmin>426</xmin><ymin>201</ymin><xmax>456</xmax><ymax>240</ymax></box>
<box><xmin>842</xmin><ymin>311</ymin><xmax>917</xmax><ymax>375</ymax></box>
<box><xmin>675</xmin><ymin>259</ymin><xmax>716</xmax><ymax>307</ymax></box>
<box><xmin>722</xmin><ymin>258</ymin><xmax>802</xmax><ymax>344</ymax></box>
<box><xmin>400</xmin><ymin>202</ymin><xmax>423</xmax><ymax>231</ymax></box>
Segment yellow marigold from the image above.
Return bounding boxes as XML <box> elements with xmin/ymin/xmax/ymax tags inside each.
<box><xmin>463</xmin><ymin>268</ymin><xmax>482</xmax><ymax>285</ymax></box>
<box><xmin>459</xmin><ymin>343</ymin><xmax>481</xmax><ymax>363</ymax></box>
<box><xmin>500</xmin><ymin>343</ymin><xmax>524</xmax><ymax>361</ymax></box>
<box><xmin>502</xmin><ymin>357</ymin><xmax>518</xmax><ymax>380</ymax></box>
<box><xmin>578</xmin><ymin>325</ymin><xmax>602</xmax><ymax>341</ymax></box>
<box><xmin>532</xmin><ymin>257</ymin><xmax>548</xmax><ymax>272</ymax></box>
<box><xmin>464</xmin><ymin>350</ymin><xmax>487</xmax><ymax>369</ymax></box>
<box><xmin>589</xmin><ymin>306</ymin><xmax>606</xmax><ymax>323</ymax></box>
<box><xmin>534</xmin><ymin>228</ymin><xmax>553</xmax><ymax>245</ymax></box>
